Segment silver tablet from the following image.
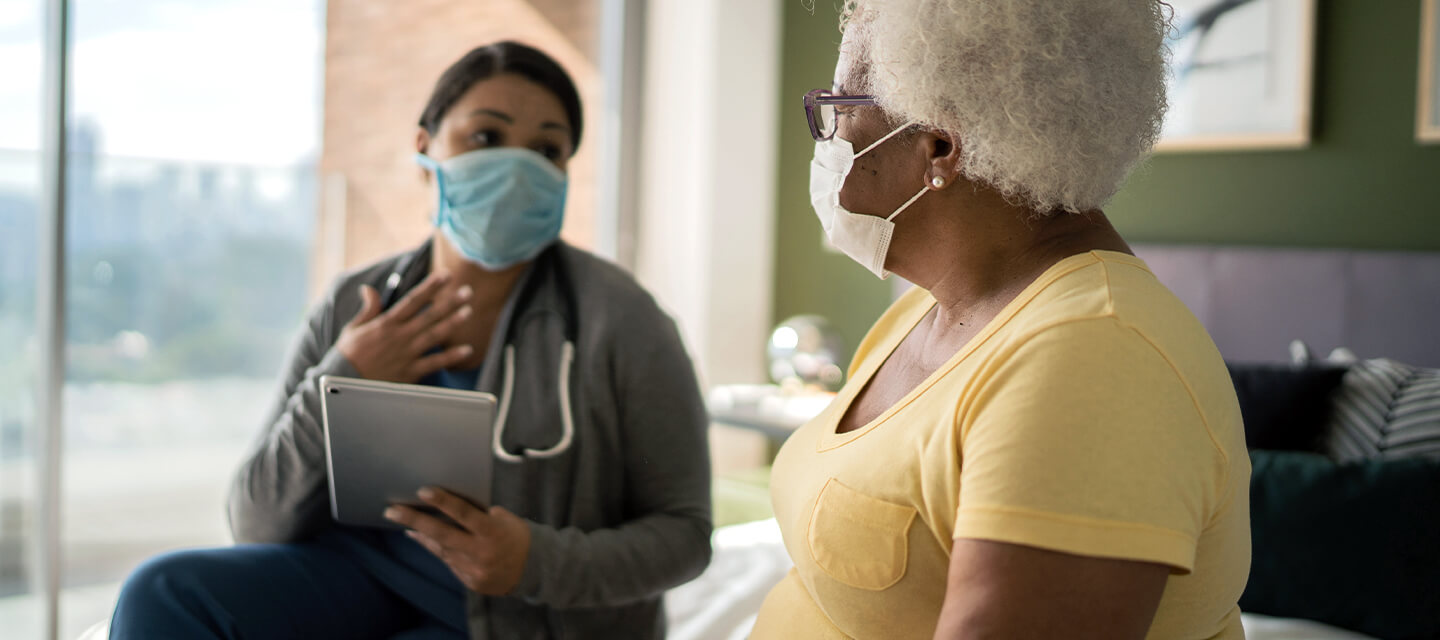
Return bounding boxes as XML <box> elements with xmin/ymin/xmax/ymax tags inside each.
<box><xmin>318</xmin><ymin>375</ymin><xmax>495</xmax><ymax>530</ymax></box>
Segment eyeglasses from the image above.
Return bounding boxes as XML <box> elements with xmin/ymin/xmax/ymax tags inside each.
<box><xmin>804</xmin><ymin>88</ymin><xmax>876</xmax><ymax>141</ymax></box>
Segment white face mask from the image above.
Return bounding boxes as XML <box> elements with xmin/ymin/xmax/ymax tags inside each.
<box><xmin>809</xmin><ymin>121</ymin><xmax>928</xmax><ymax>279</ymax></box>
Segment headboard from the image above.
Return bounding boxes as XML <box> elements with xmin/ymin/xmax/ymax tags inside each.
<box><xmin>1133</xmin><ymin>244</ymin><xmax>1440</xmax><ymax>368</ymax></box>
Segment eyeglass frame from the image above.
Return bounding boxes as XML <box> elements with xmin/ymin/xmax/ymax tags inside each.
<box><xmin>804</xmin><ymin>88</ymin><xmax>877</xmax><ymax>141</ymax></box>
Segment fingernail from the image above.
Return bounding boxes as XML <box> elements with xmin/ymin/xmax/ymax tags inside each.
<box><xmin>383</xmin><ymin>507</ymin><xmax>401</xmax><ymax>520</ymax></box>
<box><xmin>457</xmin><ymin>285</ymin><xmax>473</xmax><ymax>299</ymax></box>
<box><xmin>418</xmin><ymin>487</ymin><xmax>436</xmax><ymax>500</ymax></box>
<box><xmin>458</xmin><ymin>305</ymin><xmax>473</xmax><ymax>318</ymax></box>
<box><xmin>404</xmin><ymin>530</ymin><xmax>419</xmax><ymax>539</ymax></box>
<box><xmin>459</xmin><ymin>344</ymin><xmax>475</xmax><ymax>355</ymax></box>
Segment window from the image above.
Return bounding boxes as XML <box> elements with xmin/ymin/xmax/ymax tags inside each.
<box><xmin>55</xmin><ymin>1</ymin><xmax>324</xmax><ymax>636</ymax></box>
<box><xmin>0</xmin><ymin>0</ymin><xmax>47</xmax><ymax>636</ymax></box>
<box><xmin>0</xmin><ymin>0</ymin><xmax>323</xmax><ymax>637</ymax></box>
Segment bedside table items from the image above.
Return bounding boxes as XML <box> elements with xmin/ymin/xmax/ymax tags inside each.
<box><xmin>766</xmin><ymin>315</ymin><xmax>845</xmax><ymax>392</ymax></box>
<box><xmin>707</xmin><ymin>316</ymin><xmax>846</xmax><ymax>441</ymax></box>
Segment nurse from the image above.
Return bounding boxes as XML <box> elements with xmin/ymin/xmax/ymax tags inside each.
<box><xmin>110</xmin><ymin>41</ymin><xmax>712</xmax><ymax>640</ymax></box>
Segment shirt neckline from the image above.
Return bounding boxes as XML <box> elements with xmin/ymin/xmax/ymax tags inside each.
<box><xmin>816</xmin><ymin>250</ymin><xmax>1139</xmax><ymax>450</ymax></box>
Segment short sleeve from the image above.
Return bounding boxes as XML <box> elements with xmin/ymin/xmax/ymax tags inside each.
<box><xmin>955</xmin><ymin>317</ymin><xmax>1227</xmax><ymax>573</ymax></box>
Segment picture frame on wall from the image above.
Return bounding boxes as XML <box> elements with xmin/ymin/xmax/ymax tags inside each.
<box><xmin>1420</xmin><ymin>0</ymin><xmax>1440</xmax><ymax>143</ymax></box>
<box><xmin>1157</xmin><ymin>0</ymin><xmax>1318</xmax><ymax>152</ymax></box>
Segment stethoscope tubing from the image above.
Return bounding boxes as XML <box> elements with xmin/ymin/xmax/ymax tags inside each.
<box><xmin>378</xmin><ymin>243</ymin><xmax>578</xmax><ymax>462</ymax></box>
<box><xmin>491</xmin><ymin>342</ymin><xmax>575</xmax><ymax>463</ymax></box>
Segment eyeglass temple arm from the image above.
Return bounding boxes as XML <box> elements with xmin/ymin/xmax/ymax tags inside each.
<box><xmin>816</xmin><ymin>94</ymin><xmax>877</xmax><ymax>106</ymax></box>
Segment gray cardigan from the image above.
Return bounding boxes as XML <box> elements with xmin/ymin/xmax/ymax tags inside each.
<box><xmin>227</xmin><ymin>241</ymin><xmax>713</xmax><ymax>639</ymax></box>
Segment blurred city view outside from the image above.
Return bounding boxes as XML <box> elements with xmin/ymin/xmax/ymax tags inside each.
<box><xmin>1</xmin><ymin>126</ymin><xmax>313</xmax><ymax>392</ymax></box>
<box><xmin>0</xmin><ymin>135</ymin><xmax>318</xmax><ymax>636</ymax></box>
<box><xmin>0</xmin><ymin>0</ymin><xmax>324</xmax><ymax>636</ymax></box>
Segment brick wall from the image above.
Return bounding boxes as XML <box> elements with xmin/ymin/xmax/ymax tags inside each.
<box><xmin>315</xmin><ymin>0</ymin><xmax>601</xmax><ymax>293</ymax></box>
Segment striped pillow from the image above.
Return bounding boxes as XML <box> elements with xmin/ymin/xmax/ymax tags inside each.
<box><xmin>1321</xmin><ymin>358</ymin><xmax>1440</xmax><ymax>463</ymax></box>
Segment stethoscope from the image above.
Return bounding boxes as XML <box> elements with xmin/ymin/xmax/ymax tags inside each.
<box><xmin>380</xmin><ymin>241</ymin><xmax>579</xmax><ymax>463</ymax></box>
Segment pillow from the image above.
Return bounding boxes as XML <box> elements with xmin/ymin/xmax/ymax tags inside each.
<box><xmin>1226</xmin><ymin>362</ymin><xmax>1347</xmax><ymax>451</ymax></box>
<box><xmin>1241</xmin><ymin>450</ymin><xmax>1440</xmax><ymax>640</ymax></box>
<box><xmin>1288</xmin><ymin>339</ymin><xmax>1357</xmax><ymax>367</ymax></box>
<box><xmin>1322</xmin><ymin>358</ymin><xmax>1440</xmax><ymax>463</ymax></box>
<box><xmin>1289</xmin><ymin>339</ymin><xmax>1314</xmax><ymax>366</ymax></box>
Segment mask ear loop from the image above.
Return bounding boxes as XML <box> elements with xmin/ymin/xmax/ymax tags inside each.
<box><xmin>886</xmin><ymin>185</ymin><xmax>930</xmax><ymax>222</ymax></box>
<box><xmin>414</xmin><ymin>153</ymin><xmax>448</xmax><ymax>222</ymax></box>
<box><xmin>854</xmin><ymin>119</ymin><xmax>918</xmax><ymax>158</ymax></box>
<box><xmin>851</xmin><ymin>120</ymin><xmax>928</xmax><ymax>222</ymax></box>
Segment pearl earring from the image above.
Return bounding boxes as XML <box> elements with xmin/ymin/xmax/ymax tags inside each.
<box><xmin>931</xmin><ymin>176</ymin><xmax>946</xmax><ymax>189</ymax></box>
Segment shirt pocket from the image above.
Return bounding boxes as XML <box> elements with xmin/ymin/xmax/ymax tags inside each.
<box><xmin>806</xmin><ymin>478</ymin><xmax>918</xmax><ymax>591</ymax></box>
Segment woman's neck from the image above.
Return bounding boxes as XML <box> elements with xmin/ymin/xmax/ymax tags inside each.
<box><xmin>890</xmin><ymin>187</ymin><xmax>1130</xmax><ymax>326</ymax></box>
<box><xmin>429</xmin><ymin>231</ymin><xmax>529</xmax><ymax>310</ymax></box>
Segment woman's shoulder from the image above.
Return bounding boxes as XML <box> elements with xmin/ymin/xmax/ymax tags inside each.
<box><xmin>1005</xmin><ymin>251</ymin><xmax>1189</xmax><ymax>336</ymax></box>
<box><xmin>555</xmin><ymin>243</ymin><xmax>666</xmax><ymax>315</ymax></box>
<box><xmin>314</xmin><ymin>247</ymin><xmax>423</xmax><ymax>323</ymax></box>
<box><xmin>332</xmin><ymin>253</ymin><xmax>407</xmax><ymax>293</ymax></box>
<box><xmin>551</xmin><ymin>244</ymin><xmax>692</xmax><ymax>358</ymax></box>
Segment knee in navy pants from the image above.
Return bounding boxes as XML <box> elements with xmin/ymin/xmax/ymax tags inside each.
<box><xmin>109</xmin><ymin>544</ymin><xmax>436</xmax><ymax>640</ymax></box>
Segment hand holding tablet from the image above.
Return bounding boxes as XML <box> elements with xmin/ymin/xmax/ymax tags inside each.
<box><xmin>319</xmin><ymin>375</ymin><xmax>495</xmax><ymax>530</ymax></box>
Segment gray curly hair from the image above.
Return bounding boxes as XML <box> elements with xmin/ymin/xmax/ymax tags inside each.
<box><xmin>837</xmin><ymin>0</ymin><xmax>1171</xmax><ymax>214</ymax></box>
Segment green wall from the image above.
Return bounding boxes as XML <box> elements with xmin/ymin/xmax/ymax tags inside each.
<box><xmin>771</xmin><ymin>1</ymin><xmax>892</xmax><ymax>359</ymax></box>
<box><xmin>771</xmin><ymin>0</ymin><xmax>1440</xmax><ymax>361</ymax></box>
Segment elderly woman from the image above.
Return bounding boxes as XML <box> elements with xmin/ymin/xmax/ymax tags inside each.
<box><xmin>754</xmin><ymin>2</ymin><xmax>1249</xmax><ymax>639</ymax></box>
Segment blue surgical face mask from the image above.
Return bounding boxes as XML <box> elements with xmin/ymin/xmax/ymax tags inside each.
<box><xmin>415</xmin><ymin>147</ymin><xmax>568</xmax><ymax>271</ymax></box>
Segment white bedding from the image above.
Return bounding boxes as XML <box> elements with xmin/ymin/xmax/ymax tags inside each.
<box><xmin>665</xmin><ymin>519</ymin><xmax>1377</xmax><ymax>640</ymax></box>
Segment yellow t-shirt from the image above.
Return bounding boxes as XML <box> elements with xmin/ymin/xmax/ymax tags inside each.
<box><xmin>752</xmin><ymin>251</ymin><xmax>1250</xmax><ymax>639</ymax></box>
